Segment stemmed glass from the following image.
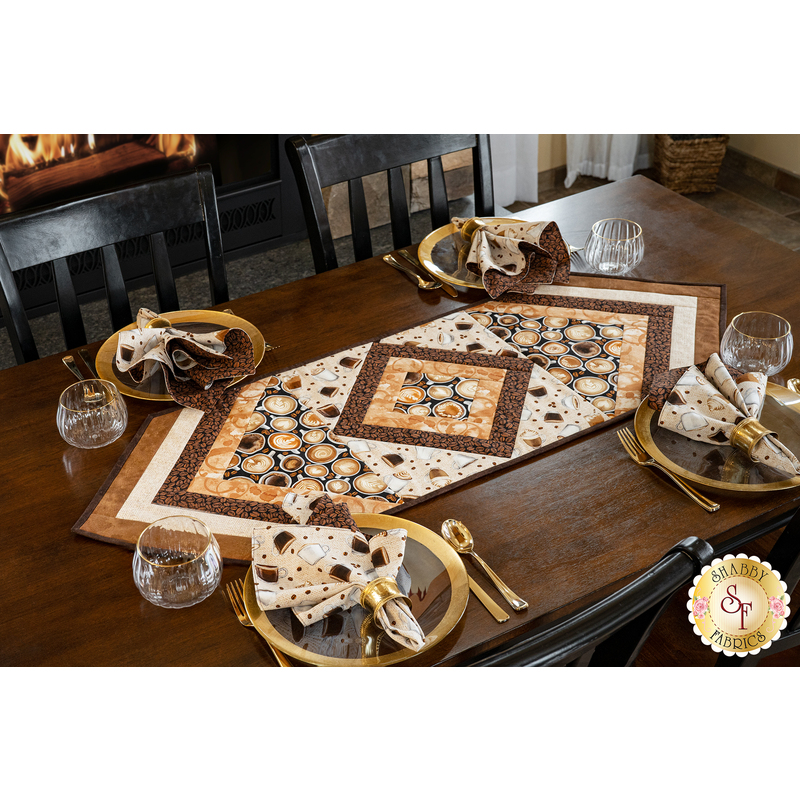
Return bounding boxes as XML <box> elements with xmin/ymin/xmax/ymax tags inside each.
<box><xmin>132</xmin><ymin>516</ymin><xmax>222</xmax><ymax>609</ymax></box>
<box><xmin>720</xmin><ymin>312</ymin><xmax>793</xmax><ymax>376</ymax></box>
<box><xmin>583</xmin><ymin>218</ymin><xmax>644</xmax><ymax>275</ymax></box>
<box><xmin>57</xmin><ymin>379</ymin><xmax>128</xmax><ymax>449</ymax></box>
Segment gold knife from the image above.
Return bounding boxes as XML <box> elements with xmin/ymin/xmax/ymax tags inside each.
<box><xmin>468</xmin><ymin>576</ymin><xmax>509</xmax><ymax>623</ymax></box>
<box><xmin>399</xmin><ymin>249</ymin><xmax>458</xmax><ymax>297</ymax></box>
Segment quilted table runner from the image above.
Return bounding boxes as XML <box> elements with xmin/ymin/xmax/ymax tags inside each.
<box><xmin>75</xmin><ymin>276</ymin><xmax>725</xmax><ymax>561</ymax></box>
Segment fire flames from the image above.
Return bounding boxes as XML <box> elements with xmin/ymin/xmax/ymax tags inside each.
<box><xmin>0</xmin><ymin>134</ymin><xmax>197</xmax><ymax>207</ymax></box>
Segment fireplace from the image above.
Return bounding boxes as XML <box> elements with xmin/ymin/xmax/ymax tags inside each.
<box><xmin>0</xmin><ymin>134</ymin><xmax>307</xmax><ymax>322</ymax></box>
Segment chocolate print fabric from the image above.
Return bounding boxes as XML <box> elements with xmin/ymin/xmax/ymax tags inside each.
<box><xmin>252</xmin><ymin>494</ymin><xmax>425</xmax><ymax>651</ymax></box>
<box><xmin>116</xmin><ymin>308</ymin><xmax>255</xmax><ymax>413</ymax></box>
<box><xmin>452</xmin><ymin>218</ymin><xmax>571</xmax><ymax>298</ymax></box>
<box><xmin>657</xmin><ymin>353</ymin><xmax>800</xmax><ymax>475</ymax></box>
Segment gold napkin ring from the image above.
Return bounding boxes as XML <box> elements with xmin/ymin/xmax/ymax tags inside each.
<box><xmin>359</xmin><ymin>576</ymin><xmax>410</xmax><ymax>617</ymax></box>
<box><xmin>730</xmin><ymin>416</ymin><xmax>775</xmax><ymax>459</ymax></box>
<box><xmin>144</xmin><ymin>315</ymin><xmax>172</xmax><ymax>329</ymax></box>
<box><xmin>460</xmin><ymin>217</ymin><xmax>487</xmax><ymax>242</ymax></box>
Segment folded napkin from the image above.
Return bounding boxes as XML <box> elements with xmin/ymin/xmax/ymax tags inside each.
<box><xmin>115</xmin><ymin>308</ymin><xmax>255</xmax><ymax>413</ymax></box>
<box><xmin>653</xmin><ymin>353</ymin><xmax>800</xmax><ymax>475</ymax></box>
<box><xmin>251</xmin><ymin>493</ymin><xmax>426</xmax><ymax>652</ymax></box>
<box><xmin>452</xmin><ymin>217</ymin><xmax>571</xmax><ymax>299</ymax></box>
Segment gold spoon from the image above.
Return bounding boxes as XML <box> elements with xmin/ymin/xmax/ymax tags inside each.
<box><xmin>441</xmin><ymin>519</ymin><xmax>528</xmax><ymax>612</ymax></box>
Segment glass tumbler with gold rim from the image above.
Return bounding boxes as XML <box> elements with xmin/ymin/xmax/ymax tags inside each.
<box><xmin>583</xmin><ymin>218</ymin><xmax>644</xmax><ymax>275</ymax></box>
<box><xmin>720</xmin><ymin>311</ymin><xmax>793</xmax><ymax>376</ymax></box>
<box><xmin>57</xmin><ymin>379</ymin><xmax>128</xmax><ymax>449</ymax></box>
<box><xmin>132</xmin><ymin>516</ymin><xmax>222</xmax><ymax>608</ymax></box>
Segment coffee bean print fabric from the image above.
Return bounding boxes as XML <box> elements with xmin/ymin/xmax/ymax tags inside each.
<box><xmin>251</xmin><ymin>497</ymin><xmax>425</xmax><ymax>651</ymax></box>
<box><xmin>658</xmin><ymin>353</ymin><xmax>800</xmax><ymax>475</ymax></box>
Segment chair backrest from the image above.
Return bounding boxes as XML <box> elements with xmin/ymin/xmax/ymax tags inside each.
<box><xmin>285</xmin><ymin>134</ymin><xmax>495</xmax><ymax>273</ymax></box>
<box><xmin>460</xmin><ymin>536</ymin><xmax>715</xmax><ymax>667</ymax></box>
<box><xmin>0</xmin><ymin>164</ymin><xmax>228</xmax><ymax>364</ymax></box>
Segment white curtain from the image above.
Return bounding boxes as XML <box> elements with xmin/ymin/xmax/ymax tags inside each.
<box><xmin>490</xmin><ymin>134</ymin><xmax>539</xmax><ymax>210</ymax></box>
<box><xmin>565</xmin><ymin>134</ymin><xmax>653</xmax><ymax>188</ymax></box>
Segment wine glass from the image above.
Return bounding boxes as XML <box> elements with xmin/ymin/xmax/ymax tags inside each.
<box><xmin>132</xmin><ymin>516</ymin><xmax>222</xmax><ymax>609</ymax></box>
<box><xmin>721</xmin><ymin>311</ymin><xmax>793</xmax><ymax>376</ymax></box>
<box><xmin>583</xmin><ymin>218</ymin><xmax>644</xmax><ymax>275</ymax></box>
<box><xmin>57</xmin><ymin>379</ymin><xmax>128</xmax><ymax>449</ymax></box>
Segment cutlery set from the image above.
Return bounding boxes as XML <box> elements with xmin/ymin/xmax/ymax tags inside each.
<box><xmin>382</xmin><ymin>250</ymin><xmax>458</xmax><ymax>297</ymax></box>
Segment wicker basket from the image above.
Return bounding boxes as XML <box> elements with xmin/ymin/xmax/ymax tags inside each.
<box><xmin>654</xmin><ymin>134</ymin><xmax>729</xmax><ymax>194</ymax></box>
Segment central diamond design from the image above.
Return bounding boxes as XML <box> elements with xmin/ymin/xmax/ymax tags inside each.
<box><xmin>333</xmin><ymin>344</ymin><xmax>532</xmax><ymax>458</ymax></box>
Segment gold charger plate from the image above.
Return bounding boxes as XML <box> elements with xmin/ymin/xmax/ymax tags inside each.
<box><xmin>417</xmin><ymin>217</ymin><xmax>524</xmax><ymax>288</ymax></box>
<box><xmin>95</xmin><ymin>309</ymin><xmax>266</xmax><ymax>401</ymax></box>
<box><xmin>634</xmin><ymin>382</ymin><xmax>800</xmax><ymax>492</ymax></box>
<box><xmin>242</xmin><ymin>513</ymin><xmax>469</xmax><ymax>667</ymax></box>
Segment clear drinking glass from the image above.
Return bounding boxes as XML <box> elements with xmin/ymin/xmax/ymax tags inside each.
<box><xmin>132</xmin><ymin>516</ymin><xmax>222</xmax><ymax>609</ymax></box>
<box><xmin>57</xmin><ymin>379</ymin><xmax>128</xmax><ymax>449</ymax></box>
<box><xmin>720</xmin><ymin>311</ymin><xmax>793</xmax><ymax>376</ymax></box>
<box><xmin>583</xmin><ymin>218</ymin><xmax>644</xmax><ymax>275</ymax></box>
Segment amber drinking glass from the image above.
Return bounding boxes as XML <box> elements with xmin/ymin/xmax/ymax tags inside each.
<box><xmin>57</xmin><ymin>379</ymin><xmax>128</xmax><ymax>449</ymax></box>
<box><xmin>720</xmin><ymin>311</ymin><xmax>793</xmax><ymax>376</ymax></box>
<box><xmin>132</xmin><ymin>516</ymin><xmax>222</xmax><ymax>609</ymax></box>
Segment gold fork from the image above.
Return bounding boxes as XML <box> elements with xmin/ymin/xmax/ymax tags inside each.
<box><xmin>382</xmin><ymin>254</ymin><xmax>441</xmax><ymax>290</ymax></box>
<box><xmin>225</xmin><ymin>578</ymin><xmax>293</xmax><ymax>667</ymax></box>
<box><xmin>617</xmin><ymin>428</ymin><xmax>720</xmax><ymax>513</ymax></box>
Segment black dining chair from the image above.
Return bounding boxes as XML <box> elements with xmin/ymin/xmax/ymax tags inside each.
<box><xmin>285</xmin><ymin>134</ymin><xmax>495</xmax><ymax>273</ymax></box>
<box><xmin>458</xmin><ymin>536</ymin><xmax>715</xmax><ymax>667</ymax></box>
<box><xmin>0</xmin><ymin>164</ymin><xmax>228</xmax><ymax>365</ymax></box>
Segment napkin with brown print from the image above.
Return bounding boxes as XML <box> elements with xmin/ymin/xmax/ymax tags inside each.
<box><xmin>251</xmin><ymin>493</ymin><xmax>425</xmax><ymax>651</ymax></box>
<box><xmin>115</xmin><ymin>308</ymin><xmax>254</xmax><ymax>413</ymax></box>
<box><xmin>651</xmin><ymin>353</ymin><xmax>800</xmax><ymax>475</ymax></box>
<box><xmin>452</xmin><ymin>217</ymin><xmax>571</xmax><ymax>299</ymax></box>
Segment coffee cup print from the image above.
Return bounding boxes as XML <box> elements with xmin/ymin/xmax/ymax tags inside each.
<box><xmin>263</xmin><ymin>395</ymin><xmax>298</xmax><ymax>415</ymax></box>
<box><xmin>329</xmin><ymin>563</ymin><xmax>353</xmax><ymax>583</ymax></box>
<box><xmin>255</xmin><ymin>564</ymin><xmax>288</xmax><ymax>583</ymax></box>
<box><xmin>573</xmin><ymin>341</ymin><xmax>601</xmax><ymax>358</ymax></box>
<box><xmin>573</xmin><ymin>377</ymin><xmax>609</xmax><ymax>396</ymax></box>
<box><xmin>238</xmin><ymin>432</ymin><xmax>265</xmax><ymax>454</ymax></box>
<box><xmin>565</xmin><ymin>324</ymin><xmax>595</xmax><ymax>341</ymax></box>
<box><xmin>371</xmin><ymin>546</ymin><xmax>390</xmax><ymax>569</ymax></box>
<box><xmin>312</xmin><ymin>368</ymin><xmax>338</xmax><ymax>382</ymax></box>
<box><xmin>387</xmin><ymin>475</ymin><xmax>410</xmax><ymax>493</ymax></box>
<box><xmin>677</xmin><ymin>411</ymin><xmax>709</xmax><ymax>432</ymax></box>
<box><xmin>272</xmin><ymin>530</ymin><xmax>296</xmax><ymax>555</ymax></box>
<box><xmin>351</xmin><ymin>535</ymin><xmax>371</xmax><ymax>554</ymax></box>
<box><xmin>268</xmin><ymin>432</ymin><xmax>302</xmax><ymax>451</ymax></box>
<box><xmin>298</xmin><ymin>542</ymin><xmax>330</xmax><ymax>565</ymax></box>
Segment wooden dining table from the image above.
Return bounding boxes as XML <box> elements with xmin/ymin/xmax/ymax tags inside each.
<box><xmin>3</xmin><ymin>174</ymin><xmax>800</xmax><ymax>667</ymax></box>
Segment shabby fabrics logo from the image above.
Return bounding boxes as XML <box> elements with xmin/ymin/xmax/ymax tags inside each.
<box><xmin>689</xmin><ymin>554</ymin><xmax>791</xmax><ymax>658</ymax></box>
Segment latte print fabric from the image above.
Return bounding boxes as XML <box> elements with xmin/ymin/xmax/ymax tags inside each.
<box><xmin>251</xmin><ymin>493</ymin><xmax>425</xmax><ymax>651</ymax></box>
<box><xmin>657</xmin><ymin>353</ymin><xmax>800</xmax><ymax>475</ymax></box>
<box><xmin>451</xmin><ymin>218</ymin><xmax>571</xmax><ymax>298</ymax></box>
<box><xmin>115</xmin><ymin>308</ymin><xmax>255</xmax><ymax>413</ymax></box>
